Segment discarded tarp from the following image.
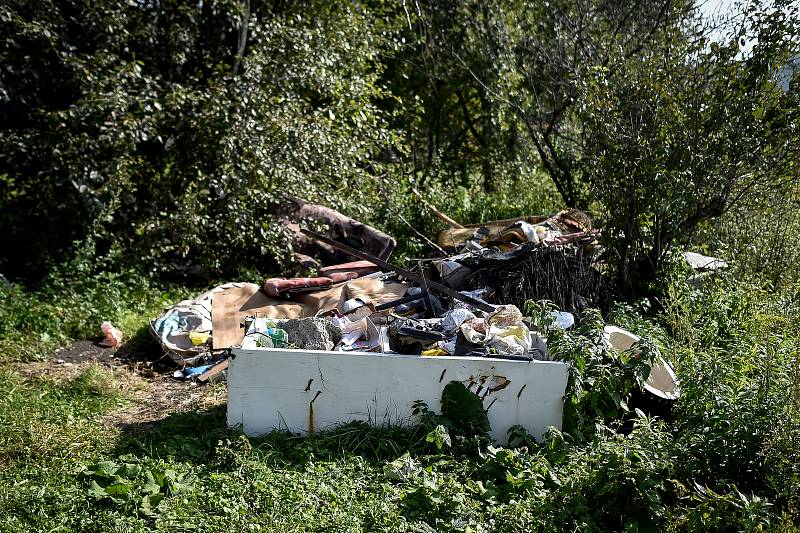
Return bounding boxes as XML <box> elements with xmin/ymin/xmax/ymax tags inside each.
<box><xmin>151</xmin><ymin>282</ymin><xmax>241</xmax><ymax>359</ymax></box>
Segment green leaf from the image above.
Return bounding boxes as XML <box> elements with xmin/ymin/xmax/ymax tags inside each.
<box><xmin>104</xmin><ymin>482</ymin><xmax>131</xmax><ymax>496</ymax></box>
<box><xmin>425</xmin><ymin>425</ymin><xmax>451</xmax><ymax>451</ymax></box>
<box><xmin>87</xmin><ymin>480</ymin><xmax>107</xmax><ymax>499</ymax></box>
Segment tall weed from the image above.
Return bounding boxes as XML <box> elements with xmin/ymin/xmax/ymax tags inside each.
<box><xmin>665</xmin><ymin>274</ymin><xmax>800</xmax><ymax>520</ymax></box>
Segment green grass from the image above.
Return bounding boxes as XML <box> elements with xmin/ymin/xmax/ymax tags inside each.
<box><xmin>0</xmin><ymin>272</ymin><xmax>799</xmax><ymax>531</ymax></box>
<box><xmin>0</xmin><ymin>269</ymin><xmax>191</xmax><ymax>363</ymax></box>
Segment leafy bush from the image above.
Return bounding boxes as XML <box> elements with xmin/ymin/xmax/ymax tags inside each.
<box><xmin>536</xmin><ymin>418</ymin><xmax>675</xmax><ymax>531</ymax></box>
<box><xmin>0</xmin><ymin>1</ymin><xmax>398</xmax><ymax>281</ymax></box>
<box><xmin>712</xmin><ymin>186</ymin><xmax>800</xmax><ymax>289</ymax></box>
<box><xmin>527</xmin><ymin>301</ymin><xmax>654</xmax><ymax>438</ymax></box>
<box><xmin>665</xmin><ymin>276</ymin><xmax>800</xmax><ymax>514</ymax></box>
<box><xmin>409</xmin><ymin>381</ymin><xmax>492</xmax><ymax>456</ymax></box>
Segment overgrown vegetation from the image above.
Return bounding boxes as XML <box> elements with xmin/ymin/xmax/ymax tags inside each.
<box><xmin>1</xmin><ymin>274</ymin><xmax>799</xmax><ymax>530</ymax></box>
<box><xmin>2</xmin><ymin>0</ymin><xmax>798</xmax><ymax>287</ymax></box>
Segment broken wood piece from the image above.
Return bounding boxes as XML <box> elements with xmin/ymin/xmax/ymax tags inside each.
<box><xmin>300</xmin><ymin>228</ymin><xmax>495</xmax><ymax>313</ymax></box>
<box><xmin>411</xmin><ymin>188</ymin><xmax>465</xmax><ymax>228</ymax></box>
<box><xmin>197</xmin><ymin>359</ymin><xmax>229</xmax><ymax>382</ymax></box>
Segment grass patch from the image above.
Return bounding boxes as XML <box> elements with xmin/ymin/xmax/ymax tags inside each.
<box><xmin>0</xmin><ymin>271</ymin><xmax>191</xmax><ymax>363</ymax></box>
<box><xmin>0</xmin><ymin>273</ymin><xmax>799</xmax><ymax>530</ymax></box>
<box><xmin>0</xmin><ymin>365</ymin><xmax>122</xmax><ymax>466</ymax></box>
<box><xmin>0</xmin><ymin>365</ymin><xmax>125</xmax><ymax>531</ymax></box>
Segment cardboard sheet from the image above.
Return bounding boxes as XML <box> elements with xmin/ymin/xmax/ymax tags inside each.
<box><xmin>212</xmin><ymin>278</ymin><xmax>410</xmax><ymax>350</ymax></box>
<box><xmin>212</xmin><ymin>284</ymin><xmax>305</xmax><ymax>349</ymax></box>
<box><xmin>342</xmin><ymin>278</ymin><xmax>408</xmax><ymax>305</ymax></box>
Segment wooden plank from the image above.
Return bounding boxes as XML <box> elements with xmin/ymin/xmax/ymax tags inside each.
<box><xmin>198</xmin><ymin>359</ymin><xmax>229</xmax><ymax>382</ymax></box>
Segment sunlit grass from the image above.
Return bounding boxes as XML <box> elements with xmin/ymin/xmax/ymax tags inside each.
<box><xmin>0</xmin><ymin>275</ymin><xmax>798</xmax><ymax>530</ymax></box>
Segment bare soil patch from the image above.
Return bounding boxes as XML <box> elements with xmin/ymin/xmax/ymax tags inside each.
<box><xmin>52</xmin><ymin>339</ymin><xmax>117</xmax><ymax>365</ymax></box>
<box><xmin>16</xmin><ymin>339</ymin><xmax>227</xmax><ymax>433</ymax></box>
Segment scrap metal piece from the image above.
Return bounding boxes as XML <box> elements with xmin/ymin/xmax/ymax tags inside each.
<box><xmin>418</xmin><ymin>260</ymin><xmax>435</xmax><ymax>318</ymax></box>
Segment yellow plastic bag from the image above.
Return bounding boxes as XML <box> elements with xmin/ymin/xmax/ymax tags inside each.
<box><xmin>188</xmin><ymin>331</ymin><xmax>211</xmax><ymax>346</ymax></box>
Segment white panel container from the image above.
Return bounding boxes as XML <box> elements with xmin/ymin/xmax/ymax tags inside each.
<box><xmin>227</xmin><ymin>347</ymin><xmax>570</xmax><ymax>443</ymax></box>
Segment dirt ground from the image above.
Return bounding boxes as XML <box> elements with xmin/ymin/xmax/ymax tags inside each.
<box><xmin>15</xmin><ymin>338</ymin><xmax>227</xmax><ymax>432</ymax></box>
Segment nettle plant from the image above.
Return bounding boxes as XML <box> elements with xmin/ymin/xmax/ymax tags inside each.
<box><xmin>527</xmin><ymin>300</ymin><xmax>655</xmax><ymax>439</ymax></box>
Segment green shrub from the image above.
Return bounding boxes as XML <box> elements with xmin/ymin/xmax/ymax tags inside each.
<box><xmin>666</xmin><ymin>275</ymin><xmax>800</xmax><ymax>523</ymax></box>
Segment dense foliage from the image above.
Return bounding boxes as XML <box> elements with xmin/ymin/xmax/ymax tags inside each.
<box><xmin>2</xmin><ymin>0</ymin><xmax>798</xmax><ymax>288</ymax></box>
<box><xmin>1</xmin><ymin>0</ymin><xmax>400</xmax><ymax>279</ymax></box>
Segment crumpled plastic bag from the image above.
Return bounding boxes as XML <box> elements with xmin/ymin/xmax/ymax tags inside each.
<box><xmin>99</xmin><ymin>321</ymin><xmax>123</xmax><ymax>348</ymax></box>
<box><xmin>460</xmin><ymin>318</ymin><xmax>490</xmax><ymax>344</ymax></box>
<box><xmin>459</xmin><ymin>305</ymin><xmax>533</xmax><ymax>356</ymax></box>
<box><xmin>486</xmin><ymin>323</ymin><xmax>532</xmax><ymax>356</ymax></box>
<box><xmin>441</xmin><ymin>308</ymin><xmax>475</xmax><ymax>334</ymax></box>
<box><xmin>487</xmin><ymin>304</ymin><xmax>524</xmax><ymax>328</ymax></box>
<box><xmin>187</xmin><ymin>331</ymin><xmax>211</xmax><ymax>346</ymax></box>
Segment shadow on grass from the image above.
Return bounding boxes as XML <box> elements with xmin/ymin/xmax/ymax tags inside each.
<box><xmin>112</xmin><ymin>404</ymin><xmax>432</xmax><ymax>470</ymax></box>
<box><xmin>114</xmin><ymin>405</ymin><xmax>229</xmax><ymax>462</ymax></box>
<box><xmin>114</xmin><ymin>322</ymin><xmax>170</xmax><ymax>369</ymax></box>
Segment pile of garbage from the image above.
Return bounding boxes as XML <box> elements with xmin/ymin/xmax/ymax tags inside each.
<box><xmin>150</xmin><ymin>198</ymin><xmax>605</xmax><ymax>380</ymax></box>
<box><xmin>433</xmin><ymin>208</ymin><xmax>603</xmax><ymax>313</ymax></box>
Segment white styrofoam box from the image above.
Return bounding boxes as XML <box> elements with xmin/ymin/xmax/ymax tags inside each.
<box><xmin>227</xmin><ymin>347</ymin><xmax>570</xmax><ymax>444</ymax></box>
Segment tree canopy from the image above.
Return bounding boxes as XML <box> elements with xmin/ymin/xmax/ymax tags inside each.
<box><xmin>1</xmin><ymin>0</ymin><xmax>798</xmax><ymax>291</ymax></box>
